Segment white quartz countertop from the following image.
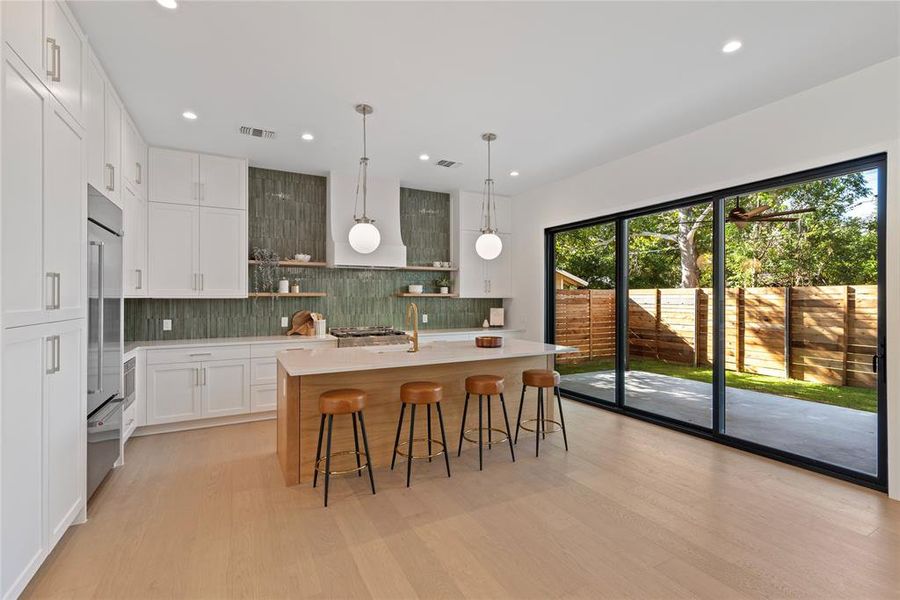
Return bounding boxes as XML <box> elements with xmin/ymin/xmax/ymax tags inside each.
<box><xmin>277</xmin><ymin>339</ymin><xmax>575</xmax><ymax>377</ymax></box>
<box><xmin>125</xmin><ymin>334</ymin><xmax>337</xmax><ymax>354</ymax></box>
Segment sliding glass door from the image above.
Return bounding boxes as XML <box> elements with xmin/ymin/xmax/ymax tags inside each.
<box><xmin>546</xmin><ymin>154</ymin><xmax>886</xmax><ymax>488</ymax></box>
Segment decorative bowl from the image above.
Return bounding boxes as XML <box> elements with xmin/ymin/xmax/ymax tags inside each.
<box><xmin>294</xmin><ymin>254</ymin><xmax>311</xmax><ymax>262</ymax></box>
<box><xmin>475</xmin><ymin>336</ymin><xmax>503</xmax><ymax>348</ymax></box>
<box><xmin>408</xmin><ymin>284</ymin><xmax>424</xmax><ymax>294</ymax></box>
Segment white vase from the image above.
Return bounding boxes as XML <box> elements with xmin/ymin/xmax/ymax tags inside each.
<box><xmin>440</xmin><ymin>287</ymin><xmax>449</xmax><ymax>294</ymax></box>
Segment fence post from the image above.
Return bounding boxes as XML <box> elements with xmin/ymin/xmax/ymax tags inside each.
<box><xmin>841</xmin><ymin>285</ymin><xmax>851</xmax><ymax>386</ymax></box>
<box><xmin>655</xmin><ymin>288</ymin><xmax>661</xmax><ymax>360</ymax></box>
<box><xmin>735</xmin><ymin>287</ymin><xmax>744</xmax><ymax>372</ymax></box>
<box><xmin>693</xmin><ymin>288</ymin><xmax>701</xmax><ymax>367</ymax></box>
<box><xmin>588</xmin><ymin>290</ymin><xmax>594</xmax><ymax>361</ymax></box>
<box><xmin>784</xmin><ymin>286</ymin><xmax>792</xmax><ymax>379</ymax></box>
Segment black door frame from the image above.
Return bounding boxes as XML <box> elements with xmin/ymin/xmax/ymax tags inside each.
<box><xmin>544</xmin><ymin>153</ymin><xmax>888</xmax><ymax>491</ymax></box>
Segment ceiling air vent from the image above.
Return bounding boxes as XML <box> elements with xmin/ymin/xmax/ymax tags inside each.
<box><xmin>434</xmin><ymin>159</ymin><xmax>463</xmax><ymax>169</ymax></box>
<box><xmin>239</xmin><ymin>125</ymin><xmax>276</xmax><ymax>139</ymax></box>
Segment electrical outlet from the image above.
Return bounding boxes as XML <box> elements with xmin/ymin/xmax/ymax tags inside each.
<box><xmin>281</xmin><ymin>316</ymin><xmax>289</xmax><ymax>327</ymax></box>
<box><xmin>422</xmin><ymin>314</ymin><xmax>428</xmax><ymax>324</ymax></box>
<box><xmin>162</xmin><ymin>319</ymin><xmax>172</xmax><ymax>331</ymax></box>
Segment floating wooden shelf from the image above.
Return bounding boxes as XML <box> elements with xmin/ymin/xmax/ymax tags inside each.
<box><xmin>249</xmin><ymin>292</ymin><xmax>327</xmax><ymax>298</ymax></box>
<box><xmin>395</xmin><ymin>293</ymin><xmax>459</xmax><ymax>298</ymax></box>
<box><xmin>400</xmin><ymin>266</ymin><xmax>457</xmax><ymax>272</ymax></box>
<box><xmin>248</xmin><ymin>260</ymin><xmax>327</xmax><ymax>268</ymax></box>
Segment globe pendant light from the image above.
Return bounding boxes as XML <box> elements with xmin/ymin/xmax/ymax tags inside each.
<box><xmin>475</xmin><ymin>132</ymin><xmax>503</xmax><ymax>260</ymax></box>
<box><xmin>348</xmin><ymin>104</ymin><xmax>381</xmax><ymax>254</ymax></box>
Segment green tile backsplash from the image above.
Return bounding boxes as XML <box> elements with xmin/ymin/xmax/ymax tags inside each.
<box><xmin>125</xmin><ymin>167</ymin><xmax>500</xmax><ymax>341</ymax></box>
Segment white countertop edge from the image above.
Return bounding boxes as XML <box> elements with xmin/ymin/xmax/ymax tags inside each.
<box><xmin>277</xmin><ymin>339</ymin><xmax>576</xmax><ymax>377</ymax></box>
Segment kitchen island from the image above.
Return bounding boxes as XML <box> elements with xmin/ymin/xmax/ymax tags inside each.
<box><xmin>276</xmin><ymin>339</ymin><xmax>574</xmax><ymax>485</ymax></box>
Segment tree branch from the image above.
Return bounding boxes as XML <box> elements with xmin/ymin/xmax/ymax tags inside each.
<box><xmin>635</xmin><ymin>232</ymin><xmax>678</xmax><ymax>242</ymax></box>
<box><xmin>686</xmin><ymin>204</ymin><xmax>713</xmax><ymax>240</ymax></box>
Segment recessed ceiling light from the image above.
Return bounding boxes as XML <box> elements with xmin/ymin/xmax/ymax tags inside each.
<box><xmin>301</xmin><ymin>132</ymin><xmax>314</xmax><ymax>141</ymax></box>
<box><xmin>182</xmin><ymin>111</ymin><xmax>197</xmax><ymax>120</ymax></box>
<box><xmin>157</xmin><ymin>0</ymin><xmax>177</xmax><ymax>9</ymax></box>
<box><xmin>722</xmin><ymin>40</ymin><xmax>742</xmax><ymax>54</ymax></box>
<box><xmin>509</xmin><ymin>170</ymin><xmax>519</xmax><ymax>177</ymax></box>
<box><xmin>419</xmin><ymin>154</ymin><xmax>430</xmax><ymax>161</ymax></box>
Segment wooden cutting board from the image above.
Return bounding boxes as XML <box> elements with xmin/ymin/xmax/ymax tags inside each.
<box><xmin>286</xmin><ymin>310</ymin><xmax>315</xmax><ymax>336</ymax></box>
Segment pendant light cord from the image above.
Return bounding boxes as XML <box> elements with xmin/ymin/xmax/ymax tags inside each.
<box><xmin>482</xmin><ymin>135</ymin><xmax>496</xmax><ymax>233</ymax></box>
<box><xmin>354</xmin><ymin>109</ymin><xmax>370</xmax><ymax>222</ymax></box>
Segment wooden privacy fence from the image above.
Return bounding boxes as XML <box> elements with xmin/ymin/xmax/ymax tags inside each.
<box><xmin>555</xmin><ymin>285</ymin><xmax>877</xmax><ymax>389</ymax></box>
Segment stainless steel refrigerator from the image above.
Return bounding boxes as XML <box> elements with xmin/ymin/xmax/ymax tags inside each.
<box><xmin>87</xmin><ymin>191</ymin><xmax>123</xmax><ymax>499</ymax></box>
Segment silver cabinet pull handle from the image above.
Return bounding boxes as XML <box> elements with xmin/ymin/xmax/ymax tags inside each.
<box><xmin>45</xmin><ymin>336</ymin><xmax>55</xmax><ymax>374</ymax></box>
<box><xmin>189</xmin><ymin>352</ymin><xmax>212</xmax><ymax>357</ymax></box>
<box><xmin>46</xmin><ymin>37</ymin><xmax>60</xmax><ymax>81</ymax></box>
<box><xmin>136</xmin><ymin>268</ymin><xmax>143</xmax><ymax>290</ymax></box>
<box><xmin>46</xmin><ymin>272</ymin><xmax>55</xmax><ymax>309</ymax></box>
<box><xmin>136</xmin><ymin>162</ymin><xmax>142</xmax><ymax>184</ymax></box>
<box><xmin>54</xmin><ymin>335</ymin><xmax>60</xmax><ymax>373</ymax></box>
<box><xmin>54</xmin><ymin>273</ymin><xmax>60</xmax><ymax>309</ymax></box>
<box><xmin>110</xmin><ymin>164</ymin><xmax>115</xmax><ymax>191</ymax></box>
<box><xmin>53</xmin><ymin>41</ymin><xmax>61</xmax><ymax>82</ymax></box>
<box><xmin>200</xmin><ymin>273</ymin><xmax>204</xmax><ymax>291</ymax></box>
<box><xmin>105</xmin><ymin>163</ymin><xmax>113</xmax><ymax>191</ymax></box>
<box><xmin>202</xmin><ymin>367</ymin><xmax>207</xmax><ymax>386</ymax></box>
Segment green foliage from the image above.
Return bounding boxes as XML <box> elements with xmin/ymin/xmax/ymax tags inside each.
<box><xmin>554</xmin><ymin>171</ymin><xmax>877</xmax><ymax>289</ymax></box>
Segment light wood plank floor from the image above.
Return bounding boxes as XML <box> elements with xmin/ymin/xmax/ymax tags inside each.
<box><xmin>24</xmin><ymin>400</ymin><xmax>900</xmax><ymax>599</ymax></box>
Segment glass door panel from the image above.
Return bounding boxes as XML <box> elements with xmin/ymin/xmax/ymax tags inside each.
<box><xmin>724</xmin><ymin>168</ymin><xmax>881</xmax><ymax>476</ymax></box>
<box><xmin>624</xmin><ymin>202</ymin><xmax>713</xmax><ymax>428</ymax></box>
<box><xmin>553</xmin><ymin>222</ymin><xmax>616</xmax><ymax>404</ymax></box>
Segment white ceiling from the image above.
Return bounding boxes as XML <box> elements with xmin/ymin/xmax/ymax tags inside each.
<box><xmin>70</xmin><ymin>1</ymin><xmax>900</xmax><ymax>195</ymax></box>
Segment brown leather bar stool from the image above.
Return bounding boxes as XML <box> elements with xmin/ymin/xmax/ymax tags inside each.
<box><xmin>457</xmin><ymin>375</ymin><xmax>515</xmax><ymax>470</ymax></box>
<box><xmin>313</xmin><ymin>388</ymin><xmax>376</xmax><ymax>507</ymax></box>
<box><xmin>391</xmin><ymin>381</ymin><xmax>451</xmax><ymax>487</ymax></box>
<box><xmin>515</xmin><ymin>369</ymin><xmax>569</xmax><ymax>457</ymax></box>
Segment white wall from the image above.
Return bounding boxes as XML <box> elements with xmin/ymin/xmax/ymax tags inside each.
<box><xmin>509</xmin><ymin>57</ymin><xmax>900</xmax><ymax>498</ymax></box>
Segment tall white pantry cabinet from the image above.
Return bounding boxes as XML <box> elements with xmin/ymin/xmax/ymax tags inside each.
<box><xmin>1</xmin><ymin>3</ymin><xmax>92</xmax><ymax>599</ymax></box>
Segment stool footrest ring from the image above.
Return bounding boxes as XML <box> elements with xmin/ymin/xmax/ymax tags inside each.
<box><xmin>519</xmin><ymin>418</ymin><xmax>562</xmax><ymax>434</ymax></box>
<box><xmin>463</xmin><ymin>427</ymin><xmax>509</xmax><ymax>446</ymax></box>
<box><xmin>395</xmin><ymin>438</ymin><xmax>445</xmax><ymax>460</ymax></box>
<box><xmin>315</xmin><ymin>450</ymin><xmax>369</xmax><ymax>476</ymax></box>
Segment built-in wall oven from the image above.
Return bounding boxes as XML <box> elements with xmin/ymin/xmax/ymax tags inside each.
<box><xmin>87</xmin><ymin>191</ymin><xmax>124</xmax><ymax>500</ymax></box>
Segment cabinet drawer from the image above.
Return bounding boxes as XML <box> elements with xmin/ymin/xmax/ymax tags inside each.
<box><xmin>250</xmin><ymin>340</ymin><xmax>335</xmax><ymax>359</ymax></box>
<box><xmin>250</xmin><ymin>384</ymin><xmax>276</xmax><ymax>413</ymax></box>
<box><xmin>146</xmin><ymin>345</ymin><xmax>249</xmax><ymax>365</ymax></box>
<box><xmin>250</xmin><ymin>358</ymin><xmax>277</xmax><ymax>386</ymax></box>
<box><xmin>123</xmin><ymin>402</ymin><xmax>137</xmax><ymax>441</ymax></box>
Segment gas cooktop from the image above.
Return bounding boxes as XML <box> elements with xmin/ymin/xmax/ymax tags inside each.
<box><xmin>330</xmin><ymin>326</ymin><xmax>410</xmax><ymax>347</ymax></box>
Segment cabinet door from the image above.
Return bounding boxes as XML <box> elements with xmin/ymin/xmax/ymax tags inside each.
<box><xmin>1</xmin><ymin>326</ymin><xmax>47</xmax><ymax>600</ymax></box>
<box><xmin>123</xmin><ymin>115</ymin><xmax>147</xmax><ymax>197</ymax></box>
<box><xmin>457</xmin><ymin>230</ymin><xmax>487</xmax><ymax>298</ymax></box>
<box><xmin>198</xmin><ymin>207</ymin><xmax>246</xmax><ymax>297</ymax></box>
<box><xmin>103</xmin><ymin>86</ymin><xmax>122</xmax><ymax>204</ymax></box>
<box><xmin>484</xmin><ymin>233</ymin><xmax>511</xmax><ymax>298</ymax></box>
<box><xmin>123</xmin><ymin>186</ymin><xmax>147</xmax><ymax>297</ymax></box>
<box><xmin>146</xmin><ymin>362</ymin><xmax>202</xmax><ymax>424</ymax></box>
<box><xmin>45</xmin><ymin>321</ymin><xmax>85</xmax><ymax>547</ymax></box>
<box><xmin>2</xmin><ymin>0</ymin><xmax>44</xmax><ymax>78</ymax></box>
<box><xmin>44</xmin><ymin>98</ymin><xmax>85</xmax><ymax>320</ymax></box>
<box><xmin>199</xmin><ymin>154</ymin><xmax>245</xmax><ymax>210</ymax></box>
<box><xmin>83</xmin><ymin>53</ymin><xmax>106</xmax><ymax>195</ymax></box>
<box><xmin>1</xmin><ymin>54</ymin><xmax>47</xmax><ymax>328</ymax></box>
<box><xmin>202</xmin><ymin>359</ymin><xmax>250</xmax><ymax>417</ymax></box>
<box><xmin>44</xmin><ymin>1</ymin><xmax>83</xmax><ymax>123</ymax></box>
<box><xmin>149</xmin><ymin>147</ymin><xmax>198</xmax><ymax>205</ymax></box>
<box><xmin>147</xmin><ymin>202</ymin><xmax>199</xmax><ymax>297</ymax></box>
<box><xmin>250</xmin><ymin>385</ymin><xmax>277</xmax><ymax>413</ymax></box>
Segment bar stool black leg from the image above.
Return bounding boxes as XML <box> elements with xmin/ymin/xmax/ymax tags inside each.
<box><xmin>478</xmin><ymin>395</ymin><xmax>484</xmax><ymax>471</ymax></box>
<box><xmin>514</xmin><ymin>385</ymin><xmax>526</xmax><ymax>444</ymax></box>
<box><xmin>535</xmin><ymin>388</ymin><xmax>542</xmax><ymax>457</ymax></box>
<box><xmin>487</xmin><ymin>395</ymin><xmax>493</xmax><ymax>449</ymax></box>
<box><xmin>436</xmin><ymin>402</ymin><xmax>451</xmax><ymax>478</ymax></box>
<box><xmin>499</xmin><ymin>393</ymin><xmax>515</xmax><ymax>462</ymax></box>
<box><xmin>352</xmin><ymin>413</ymin><xmax>362</xmax><ymax>477</ymax></box>
<box><xmin>555</xmin><ymin>386</ymin><xmax>569</xmax><ymax>451</ymax></box>
<box><xmin>358</xmin><ymin>411</ymin><xmax>376</xmax><ymax>495</ymax></box>
<box><xmin>324</xmin><ymin>414</ymin><xmax>334</xmax><ymax>507</ymax></box>
<box><xmin>427</xmin><ymin>404</ymin><xmax>433</xmax><ymax>462</ymax></box>
<box><xmin>313</xmin><ymin>414</ymin><xmax>325</xmax><ymax>488</ymax></box>
<box><xmin>406</xmin><ymin>404</ymin><xmax>416</xmax><ymax>487</ymax></box>
<box><xmin>457</xmin><ymin>393</ymin><xmax>470</xmax><ymax>456</ymax></box>
<box><xmin>541</xmin><ymin>388</ymin><xmax>547</xmax><ymax>440</ymax></box>
<box><xmin>391</xmin><ymin>403</ymin><xmax>406</xmax><ymax>470</ymax></box>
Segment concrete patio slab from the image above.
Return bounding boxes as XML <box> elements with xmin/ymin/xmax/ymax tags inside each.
<box><xmin>560</xmin><ymin>370</ymin><xmax>877</xmax><ymax>475</ymax></box>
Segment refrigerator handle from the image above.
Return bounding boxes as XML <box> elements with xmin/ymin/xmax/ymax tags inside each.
<box><xmin>89</xmin><ymin>241</ymin><xmax>105</xmax><ymax>394</ymax></box>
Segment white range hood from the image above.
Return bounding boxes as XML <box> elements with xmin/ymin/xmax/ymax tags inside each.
<box><xmin>326</xmin><ymin>171</ymin><xmax>407</xmax><ymax>268</ymax></box>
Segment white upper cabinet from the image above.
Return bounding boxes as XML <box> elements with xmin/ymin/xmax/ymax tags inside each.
<box><xmin>103</xmin><ymin>86</ymin><xmax>122</xmax><ymax>204</ymax></box>
<box><xmin>2</xmin><ymin>52</ymin><xmax>85</xmax><ymax>328</ymax></box>
<box><xmin>147</xmin><ymin>202</ymin><xmax>199</xmax><ymax>298</ymax></box>
<box><xmin>149</xmin><ymin>148</ymin><xmax>199</xmax><ymax>205</ymax></box>
<box><xmin>44</xmin><ymin>0</ymin><xmax>83</xmax><ymax>123</ymax></box>
<box><xmin>198</xmin><ymin>207</ymin><xmax>247</xmax><ymax>297</ymax></box>
<box><xmin>123</xmin><ymin>114</ymin><xmax>147</xmax><ymax>198</ymax></box>
<box><xmin>452</xmin><ymin>192</ymin><xmax>513</xmax><ymax>298</ymax></box>
<box><xmin>123</xmin><ymin>185</ymin><xmax>148</xmax><ymax>297</ymax></box>
<box><xmin>84</xmin><ymin>53</ymin><xmax>106</xmax><ymax>195</ymax></box>
<box><xmin>3</xmin><ymin>0</ymin><xmax>44</xmax><ymax>77</ymax></box>
<box><xmin>199</xmin><ymin>154</ymin><xmax>246</xmax><ymax>210</ymax></box>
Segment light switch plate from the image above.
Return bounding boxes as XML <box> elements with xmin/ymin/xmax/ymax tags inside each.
<box><xmin>422</xmin><ymin>314</ymin><xmax>428</xmax><ymax>324</ymax></box>
<box><xmin>162</xmin><ymin>319</ymin><xmax>172</xmax><ymax>331</ymax></box>
<box><xmin>281</xmin><ymin>316</ymin><xmax>289</xmax><ymax>327</ymax></box>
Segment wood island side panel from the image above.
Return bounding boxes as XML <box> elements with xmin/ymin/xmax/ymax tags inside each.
<box><xmin>277</xmin><ymin>354</ymin><xmax>552</xmax><ymax>485</ymax></box>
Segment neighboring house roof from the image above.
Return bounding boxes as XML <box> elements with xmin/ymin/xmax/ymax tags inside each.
<box><xmin>555</xmin><ymin>269</ymin><xmax>589</xmax><ymax>288</ymax></box>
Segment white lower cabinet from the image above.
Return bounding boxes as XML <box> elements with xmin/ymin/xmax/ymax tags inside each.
<box><xmin>201</xmin><ymin>359</ymin><xmax>250</xmax><ymax>417</ymax></box>
<box><xmin>250</xmin><ymin>384</ymin><xmax>277</xmax><ymax>413</ymax></box>
<box><xmin>1</xmin><ymin>319</ymin><xmax>85</xmax><ymax>600</ymax></box>
<box><xmin>146</xmin><ymin>362</ymin><xmax>202</xmax><ymax>425</ymax></box>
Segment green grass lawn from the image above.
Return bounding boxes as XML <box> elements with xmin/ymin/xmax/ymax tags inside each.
<box><xmin>557</xmin><ymin>357</ymin><xmax>877</xmax><ymax>412</ymax></box>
